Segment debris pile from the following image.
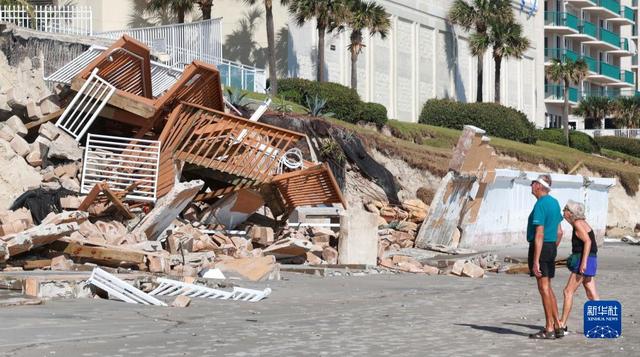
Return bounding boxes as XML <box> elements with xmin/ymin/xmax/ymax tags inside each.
<box><xmin>0</xmin><ymin>35</ymin><xmax>350</xmax><ymax>303</ymax></box>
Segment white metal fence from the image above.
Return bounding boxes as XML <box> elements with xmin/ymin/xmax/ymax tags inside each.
<box><xmin>578</xmin><ymin>129</ymin><xmax>640</xmax><ymax>139</ymax></box>
<box><xmin>97</xmin><ymin>19</ymin><xmax>266</xmax><ymax>92</ymax></box>
<box><xmin>81</xmin><ymin>134</ymin><xmax>161</xmax><ymax>203</ymax></box>
<box><xmin>0</xmin><ymin>5</ymin><xmax>92</xmax><ymax>36</ymax></box>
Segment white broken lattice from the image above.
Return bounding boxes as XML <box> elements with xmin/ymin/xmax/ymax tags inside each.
<box><xmin>88</xmin><ymin>267</ymin><xmax>167</xmax><ymax>306</ymax></box>
<box><xmin>81</xmin><ymin>134</ymin><xmax>161</xmax><ymax>202</ymax></box>
<box><xmin>149</xmin><ymin>278</ymin><xmax>272</xmax><ymax>302</ymax></box>
<box><xmin>56</xmin><ymin>68</ymin><xmax>116</xmax><ymax>140</ymax></box>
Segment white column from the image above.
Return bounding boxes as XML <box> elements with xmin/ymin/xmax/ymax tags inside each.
<box><xmin>412</xmin><ymin>21</ymin><xmax>419</xmax><ymax>121</ymax></box>
<box><xmin>390</xmin><ymin>15</ymin><xmax>398</xmax><ymax>119</ymax></box>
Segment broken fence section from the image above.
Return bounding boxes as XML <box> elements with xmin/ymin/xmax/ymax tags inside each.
<box><xmin>88</xmin><ymin>267</ymin><xmax>167</xmax><ymax>306</ymax></box>
<box><xmin>56</xmin><ymin>68</ymin><xmax>115</xmax><ymax>140</ymax></box>
<box><xmin>81</xmin><ymin>134</ymin><xmax>161</xmax><ymax>202</ymax></box>
<box><xmin>149</xmin><ymin>277</ymin><xmax>272</xmax><ymax>302</ymax></box>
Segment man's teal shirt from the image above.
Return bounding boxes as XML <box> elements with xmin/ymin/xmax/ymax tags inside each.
<box><xmin>527</xmin><ymin>195</ymin><xmax>563</xmax><ymax>243</ymax></box>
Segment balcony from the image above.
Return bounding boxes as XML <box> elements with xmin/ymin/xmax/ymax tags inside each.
<box><xmin>583</xmin><ymin>87</ymin><xmax>637</xmax><ymax>97</ymax></box>
<box><xmin>584</xmin><ymin>27</ymin><xmax>622</xmax><ymax>50</ymax></box>
<box><xmin>566</xmin><ymin>0</ymin><xmax>597</xmax><ymax>8</ymax></box>
<box><xmin>566</xmin><ymin>20</ymin><xmax>598</xmax><ymax>41</ymax></box>
<box><xmin>624</xmin><ymin>70</ymin><xmax>635</xmax><ymax>85</ymax></box>
<box><xmin>578</xmin><ymin>129</ymin><xmax>640</xmax><ymax>139</ymax></box>
<box><xmin>609</xmin><ymin>38</ymin><xmax>634</xmax><ymax>56</ymax></box>
<box><xmin>585</xmin><ymin>0</ymin><xmax>624</xmax><ymax>19</ymax></box>
<box><xmin>610</xmin><ymin>5</ymin><xmax>636</xmax><ymax>24</ymax></box>
<box><xmin>586</xmin><ymin>61</ymin><xmax>632</xmax><ymax>85</ymax></box>
<box><xmin>544</xmin><ymin>12</ymin><xmax>580</xmax><ymax>34</ymax></box>
<box><xmin>545</xmin><ymin>84</ymin><xmax>579</xmax><ymax>104</ymax></box>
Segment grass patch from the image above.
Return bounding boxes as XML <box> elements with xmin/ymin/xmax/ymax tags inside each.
<box><xmin>601</xmin><ymin>149</ymin><xmax>640</xmax><ymax>166</ymax></box>
<box><xmin>354</xmin><ymin>120</ymin><xmax>640</xmax><ymax>195</ymax></box>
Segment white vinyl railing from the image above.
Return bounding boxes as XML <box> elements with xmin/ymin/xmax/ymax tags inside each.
<box><xmin>56</xmin><ymin>68</ymin><xmax>115</xmax><ymax>140</ymax></box>
<box><xmin>97</xmin><ymin>19</ymin><xmax>266</xmax><ymax>92</ymax></box>
<box><xmin>81</xmin><ymin>134</ymin><xmax>161</xmax><ymax>203</ymax></box>
<box><xmin>578</xmin><ymin>128</ymin><xmax>640</xmax><ymax>139</ymax></box>
<box><xmin>0</xmin><ymin>5</ymin><xmax>92</xmax><ymax>36</ymax></box>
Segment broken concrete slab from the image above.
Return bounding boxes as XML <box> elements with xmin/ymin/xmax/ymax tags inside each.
<box><xmin>38</xmin><ymin>122</ymin><xmax>61</xmax><ymax>141</ymax></box>
<box><xmin>199</xmin><ymin>189</ymin><xmax>264</xmax><ymax>229</ymax></box>
<box><xmin>338</xmin><ymin>209</ymin><xmax>378</xmax><ymax>266</ymax></box>
<box><xmin>214</xmin><ymin>256</ymin><xmax>279</xmax><ymax>282</ymax></box>
<box><xmin>133</xmin><ymin>180</ymin><xmax>204</xmax><ymax>241</ymax></box>
<box><xmin>451</xmin><ymin>260</ymin><xmax>465</xmax><ymax>276</ymax></box>
<box><xmin>248</xmin><ymin>226</ymin><xmax>274</xmax><ymax>246</ymax></box>
<box><xmin>263</xmin><ymin>238</ymin><xmax>322</xmax><ymax>260</ymax></box>
<box><xmin>1</xmin><ymin>222</ymin><xmax>78</xmax><ymax>261</ymax></box>
<box><xmin>10</xmin><ymin>136</ymin><xmax>30</xmax><ymax>157</ymax></box>
<box><xmin>171</xmin><ymin>295</ymin><xmax>191</xmax><ymax>307</ymax></box>
<box><xmin>47</xmin><ymin>132</ymin><xmax>83</xmax><ymax>161</ymax></box>
<box><xmin>50</xmin><ymin>255</ymin><xmax>74</xmax><ymax>271</ymax></box>
<box><xmin>461</xmin><ymin>261</ymin><xmax>485</xmax><ymax>278</ymax></box>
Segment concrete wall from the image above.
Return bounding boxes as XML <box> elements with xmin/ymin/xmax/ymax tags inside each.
<box><xmin>461</xmin><ymin>169</ymin><xmax>616</xmax><ymax>248</ymax></box>
<box><xmin>286</xmin><ymin>0</ymin><xmax>545</xmax><ymax>125</ymax></box>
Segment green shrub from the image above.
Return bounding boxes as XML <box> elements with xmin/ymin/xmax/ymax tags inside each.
<box><xmin>536</xmin><ymin>129</ymin><xmax>600</xmax><ymax>153</ymax></box>
<box><xmin>596</xmin><ymin>136</ymin><xmax>640</xmax><ymax>158</ymax></box>
<box><xmin>358</xmin><ymin>102</ymin><xmax>388</xmax><ymax>126</ymax></box>
<box><xmin>418</xmin><ymin>99</ymin><xmax>537</xmax><ymax>144</ymax></box>
<box><xmin>279</xmin><ymin>78</ymin><xmax>362</xmax><ymax>122</ymax></box>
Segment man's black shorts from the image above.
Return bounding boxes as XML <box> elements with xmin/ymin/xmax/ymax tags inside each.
<box><xmin>528</xmin><ymin>242</ymin><xmax>557</xmax><ymax>278</ymax></box>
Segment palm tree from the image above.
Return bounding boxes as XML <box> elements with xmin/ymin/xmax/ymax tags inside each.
<box><xmin>613</xmin><ymin>96</ymin><xmax>640</xmax><ymax>129</ymax></box>
<box><xmin>147</xmin><ymin>0</ymin><xmax>195</xmax><ymax>23</ymax></box>
<box><xmin>334</xmin><ymin>0</ymin><xmax>390</xmax><ymax>90</ymax></box>
<box><xmin>574</xmin><ymin>96</ymin><xmax>614</xmax><ymax>130</ymax></box>
<box><xmin>197</xmin><ymin>0</ymin><xmax>214</xmax><ymax>20</ymax></box>
<box><xmin>447</xmin><ymin>0</ymin><xmax>513</xmax><ymax>102</ymax></box>
<box><xmin>241</xmin><ymin>0</ymin><xmax>283</xmax><ymax>94</ymax></box>
<box><xmin>484</xmin><ymin>19</ymin><xmax>529</xmax><ymax>104</ymax></box>
<box><xmin>285</xmin><ymin>0</ymin><xmax>346</xmax><ymax>82</ymax></box>
<box><xmin>545</xmin><ymin>58</ymin><xmax>589</xmax><ymax>145</ymax></box>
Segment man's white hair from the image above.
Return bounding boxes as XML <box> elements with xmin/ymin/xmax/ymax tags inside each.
<box><xmin>564</xmin><ymin>200</ymin><xmax>586</xmax><ymax>220</ymax></box>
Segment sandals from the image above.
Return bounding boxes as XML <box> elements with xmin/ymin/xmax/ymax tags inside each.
<box><xmin>529</xmin><ymin>329</ymin><xmax>556</xmax><ymax>339</ymax></box>
<box><xmin>555</xmin><ymin>325</ymin><xmax>568</xmax><ymax>338</ymax></box>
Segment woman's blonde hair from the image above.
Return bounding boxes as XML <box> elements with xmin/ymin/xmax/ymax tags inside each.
<box><xmin>564</xmin><ymin>200</ymin><xmax>586</xmax><ymax>220</ymax></box>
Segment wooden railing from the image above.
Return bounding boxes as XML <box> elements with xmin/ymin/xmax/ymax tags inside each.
<box><xmin>157</xmin><ymin>102</ymin><xmax>305</xmax><ymax>197</ymax></box>
<box><xmin>271</xmin><ymin>163</ymin><xmax>346</xmax><ymax>210</ymax></box>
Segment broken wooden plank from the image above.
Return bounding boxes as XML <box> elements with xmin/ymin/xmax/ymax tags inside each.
<box><xmin>24</xmin><ymin>108</ymin><xmax>65</xmax><ymax>130</ymax></box>
<box><xmin>63</xmin><ymin>242</ymin><xmax>146</xmax><ymax>266</ymax></box>
<box><xmin>1</xmin><ymin>223</ymin><xmax>79</xmax><ymax>262</ymax></box>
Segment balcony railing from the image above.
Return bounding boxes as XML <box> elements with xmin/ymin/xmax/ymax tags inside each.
<box><xmin>583</xmin><ymin>87</ymin><xmax>637</xmax><ymax>97</ymax></box>
<box><xmin>600</xmin><ymin>28</ymin><xmax>621</xmax><ymax>47</ymax></box>
<box><xmin>595</xmin><ymin>0</ymin><xmax>621</xmax><ymax>15</ymax></box>
<box><xmin>624</xmin><ymin>70</ymin><xmax>634</xmax><ymax>84</ymax></box>
<box><xmin>545</xmin><ymin>84</ymin><xmax>579</xmax><ymax>102</ymax></box>
<box><xmin>622</xmin><ymin>6</ymin><xmax>635</xmax><ymax>21</ymax></box>
<box><xmin>545</xmin><ymin>48</ymin><xmax>580</xmax><ymax>62</ymax></box>
<box><xmin>584</xmin><ymin>55</ymin><xmax>598</xmax><ymax>72</ymax></box>
<box><xmin>600</xmin><ymin>61</ymin><xmax>621</xmax><ymax>79</ymax></box>
<box><xmin>621</xmin><ymin>38</ymin><xmax>630</xmax><ymax>51</ymax></box>
<box><xmin>581</xmin><ymin>21</ymin><xmax>597</xmax><ymax>37</ymax></box>
<box><xmin>544</xmin><ymin>12</ymin><xmax>579</xmax><ymax>30</ymax></box>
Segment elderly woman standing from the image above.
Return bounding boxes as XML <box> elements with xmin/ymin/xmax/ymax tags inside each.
<box><xmin>557</xmin><ymin>200</ymin><xmax>599</xmax><ymax>337</ymax></box>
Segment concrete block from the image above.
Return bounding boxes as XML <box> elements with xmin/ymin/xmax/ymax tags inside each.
<box><xmin>170</xmin><ymin>296</ymin><xmax>191</xmax><ymax>308</ymax></box>
<box><xmin>451</xmin><ymin>260</ymin><xmax>465</xmax><ymax>276</ymax></box>
<box><xmin>26</xmin><ymin>101</ymin><xmax>42</xmax><ymax>121</ymax></box>
<box><xmin>10</xmin><ymin>136</ymin><xmax>30</xmax><ymax>157</ymax></box>
<box><xmin>25</xmin><ymin>151</ymin><xmax>43</xmax><ymax>167</ymax></box>
<box><xmin>51</xmin><ymin>255</ymin><xmax>74</xmax><ymax>271</ymax></box>
<box><xmin>6</xmin><ymin>115</ymin><xmax>27</xmax><ymax>137</ymax></box>
<box><xmin>38</xmin><ymin>122</ymin><xmax>61</xmax><ymax>141</ymax></box>
<box><xmin>0</xmin><ymin>123</ymin><xmax>14</xmax><ymax>142</ymax></box>
<box><xmin>322</xmin><ymin>247</ymin><xmax>338</xmax><ymax>264</ymax></box>
<box><xmin>199</xmin><ymin>189</ymin><xmax>264</xmax><ymax>229</ymax></box>
<box><xmin>337</xmin><ymin>209</ymin><xmax>378</xmax><ymax>266</ymax></box>
<box><xmin>47</xmin><ymin>132</ymin><xmax>83</xmax><ymax>161</ymax></box>
<box><xmin>133</xmin><ymin>180</ymin><xmax>204</xmax><ymax>241</ymax></box>
<box><xmin>214</xmin><ymin>256</ymin><xmax>279</xmax><ymax>281</ymax></box>
<box><xmin>248</xmin><ymin>226</ymin><xmax>274</xmax><ymax>246</ymax></box>
<box><xmin>462</xmin><ymin>262</ymin><xmax>485</xmax><ymax>278</ymax></box>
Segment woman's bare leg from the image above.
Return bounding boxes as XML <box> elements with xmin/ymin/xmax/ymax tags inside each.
<box><xmin>560</xmin><ymin>272</ymin><xmax>583</xmax><ymax>327</ymax></box>
<box><xmin>583</xmin><ymin>277</ymin><xmax>599</xmax><ymax>301</ymax></box>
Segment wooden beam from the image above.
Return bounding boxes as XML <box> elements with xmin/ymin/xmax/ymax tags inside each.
<box><xmin>25</xmin><ymin>109</ymin><xmax>65</xmax><ymax>130</ymax></box>
<box><xmin>71</xmin><ymin>78</ymin><xmax>157</xmax><ymax>119</ymax></box>
<box><xmin>63</xmin><ymin>242</ymin><xmax>146</xmax><ymax>265</ymax></box>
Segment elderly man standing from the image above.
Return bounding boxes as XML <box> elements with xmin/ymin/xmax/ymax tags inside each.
<box><xmin>527</xmin><ymin>174</ymin><xmax>564</xmax><ymax>339</ymax></box>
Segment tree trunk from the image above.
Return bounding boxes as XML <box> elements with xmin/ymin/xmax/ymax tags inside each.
<box><xmin>178</xmin><ymin>9</ymin><xmax>185</xmax><ymax>24</ymax></box>
<box><xmin>350</xmin><ymin>30</ymin><xmax>362</xmax><ymax>90</ymax></box>
<box><xmin>476</xmin><ymin>55</ymin><xmax>483</xmax><ymax>102</ymax></box>
<box><xmin>563</xmin><ymin>81</ymin><xmax>570</xmax><ymax>146</ymax></box>
<box><xmin>494</xmin><ymin>55</ymin><xmax>501</xmax><ymax>103</ymax></box>
<box><xmin>265</xmin><ymin>0</ymin><xmax>278</xmax><ymax>94</ymax></box>
<box><xmin>317</xmin><ymin>26</ymin><xmax>326</xmax><ymax>82</ymax></box>
<box><xmin>201</xmin><ymin>4</ymin><xmax>212</xmax><ymax>20</ymax></box>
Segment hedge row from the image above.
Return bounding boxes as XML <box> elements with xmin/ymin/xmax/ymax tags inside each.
<box><xmin>418</xmin><ymin>99</ymin><xmax>537</xmax><ymax>144</ymax></box>
<box><xmin>278</xmin><ymin>78</ymin><xmax>388</xmax><ymax>125</ymax></box>
<box><xmin>595</xmin><ymin>136</ymin><xmax>640</xmax><ymax>158</ymax></box>
<box><xmin>536</xmin><ymin>129</ymin><xmax>600</xmax><ymax>153</ymax></box>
